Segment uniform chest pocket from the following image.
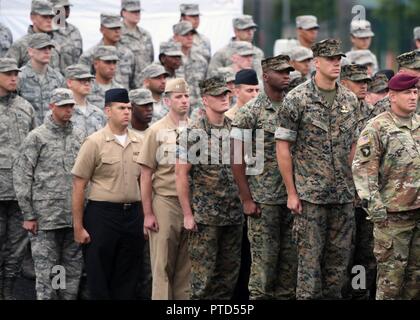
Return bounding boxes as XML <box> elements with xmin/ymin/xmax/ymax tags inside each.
<box><xmin>101</xmin><ymin>156</ymin><xmax>121</xmax><ymax>177</ymax></box>
<box><xmin>390</xmin><ymin>131</ymin><xmax>419</xmax><ymax>159</ymax></box>
<box><xmin>339</xmin><ymin>116</ymin><xmax>357</xmax><ymax>133</ymax></box>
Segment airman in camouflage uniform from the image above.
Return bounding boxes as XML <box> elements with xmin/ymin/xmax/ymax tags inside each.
<box><xmin>208</xmin><ymin>15</ymin><xmax>264</xmax><ymax>81</ymax></box>
<box><xmin>49</xmin><ymin>0</ymin><xmax>83</xmax><ymax>71</ymax></box>
<box><xmin>176</xmin><ymin>76</ymin><xmax>243</xmax><ymax>299</ymax></box>
<box><xmin>275</xmin><ymin>39</ymin><xmax>360</xmax><ymax>299</ymax></box>
<box><xmin>347</xmin><ymin>20</ymin><xmax>379</xmax><ymax>74</ymax></box>
<box><xmin>158</xmin><ymin>41</ymin><xmax>184</xmax><ymax>79</ymax></box>
<box><xmin>13</xmin><ymin>88</ymin><xmax>84</xmax><ymax>300</ymax></box>
<box><xmin>288</xmin><ymin>46</ymin><xmax>313</xmax><ymax>91</ymax></box>
<box><xmin>120</xmin><ymin>0</ymin><xmax>154</xmax><ymax>68</ymax></box>
<box><xmin>352</xmin><ymin>73</ymin><xmax>420</xmax><ymax>300</ymax></box>
<box><xmin>231</xmin><ymin>55</ymin><xmax>297</xmax><ymax>300</ymax></box>
<box><xmin>179</xmin><ymin>3</ymin><xmax>211</xmax><ymax>62</ymax></box>
<box><xmin>86</xmin><ymin>46</ymin><xmax>124</xmax><ymax>110</ymax></box>
<box><xmin>17</xmin><ymin>33</ymin><xmax>64</xmax><ymax>125</ymax></box>
<box><xmin>6</xmin><ymin>0</ymin><xmax>61</xmax><ymax>73</ymax></box>
<box><xmin>0</xmin><ymin>58</ymin><xmax>37</xmax><ymax>300</ymax></box>
<box><xmin>366</xmin><ymin>73</ymin><xmax>388</xmax><ymax>106</ymax></box>
<box><xmin>79</xmin><ymin>13</ymin><xmax>141</xmax><ymax>90</ymax></box>
<box><xmin>141</xmin><ymin>64</ymin><xmax>170</xmax><ymax>123</ymax></box>
<box><xmin>0</xmin><ymin>23</ymin><xmax>13</xmax><ymax>58</ymax></box>
<box><xmin>172</xmin><ymin>21</ymin><xmax>208</xmax><ymax>115</ymax></box>
<box><xmin>340</xmin><ymin>64</ymin><xmax>377</xmax><ymax>299</ymax></box>
<box><xmin>344</xmin><ymin>50</ymin><xmax>376</xmax><ymax>76</ymax></box>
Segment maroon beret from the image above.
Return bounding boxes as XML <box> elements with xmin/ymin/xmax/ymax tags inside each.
<box><xmin>388</xmin><ymin>73</ymin><xmax>419</xmax><ymax>91</ymax></box>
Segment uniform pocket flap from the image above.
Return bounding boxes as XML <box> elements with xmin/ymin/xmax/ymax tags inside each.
<box><xmin>102</xmin><ymin>156</ymin><xmax>120</xmax><ymax>165</ymax></box>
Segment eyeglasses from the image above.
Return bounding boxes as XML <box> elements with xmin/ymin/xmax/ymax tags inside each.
<box><xmin>75</xmin><ymin>78</ymin><xmax>93</xmax><ymax>84</ymax></box>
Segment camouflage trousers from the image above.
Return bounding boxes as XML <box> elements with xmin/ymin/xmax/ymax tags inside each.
<box><xmin>294</xmin><ymin>201</ymin><xmax>354</xmax><ymax>300</ymax></box>
<box><xmin>29</xmin><ymin>227</ymin><xmax>82</xmax><ymax>300</ymax></box>
<box><xmin>248</xmin><ymin>204</ymin><xmax>297</xmax><ymax>300</ymax></box>
<box><xmin>0</xmin><ymin>201</ymin><xmax>28</xmax><ymax>279</ymax></box>
<box><xmin>188</xmin><ymin>223</ymin><xmax>242</xmax><ymax>300</ymax></box>
<box><xmin>374</xmin><ymin>209</ymin><xmax>420</xmax><ymax>300</ymax></box>
<box><xmin>347</xmin><ymin>207</ymin><xmax>376</xmax><ymax>300</ymax></box>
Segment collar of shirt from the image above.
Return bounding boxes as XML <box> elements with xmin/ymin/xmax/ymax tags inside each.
<box><xmin>308</xmin><ymin>76</ymin><xmax>347</xmax><ymax>110</ymax></box>
<box><xmin>389</xmin><ymin>111</ymin><xmax>420</xmax><ymax>130</ymax></box>
<box><xmin>103</xmin><ymin>124</ymin><xmax>140</xmax><ymax>146</ymax></box>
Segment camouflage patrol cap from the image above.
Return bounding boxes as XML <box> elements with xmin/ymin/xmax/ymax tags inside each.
<box><xmin>50</xmin><ymin>88</ymin><xmax>75</xmax><ymax>106</ymax></box>
<box><xmin>368</xmin><ymin>73</ymin><xmax>388</xmax><ymax>93</ymax></box>
<box><xmin>0</xmin><ymin>58</ymin><xmax>21</xmax><ymax>73</ymax></box>
<box><xmin>262</xmin><ymin>55</ymin><xmax>295</xmax><ymax>72</ymax></box>
<box><xmin>397</xmin><ymin>50</ymin><xmax>420</xmax><ymax>69</ymax></box>
<box><xmin>296</xmin><ymin>15</ymin><xmax>319</xmax><ymax>30</ymax></box>
<box><xmin>141</xmin><ymin>63</ymin><xmax>169</xmax><ymax>79</ymax></box>
<box><xmin>233</xmin><ymin>15</ymin><xmax>257</xmax><ymax>30</ymax></box>
<box><xmin>49</xmin><ymin>0</ymin><xmax>73</xmax><ymax>8</ymax></box>
<box><xmin>311</xmin><ymin>39</ymin><xmax>346</xmax><ymax>58</ymax></box>
<box><xmin>173</xmin><ymin>21</ymin><xmax>195</xmax><ymax>36</ymax></box>
<box><xmin>346</xmin><ymin>49</ymin><xmax>375</xmax><ymax>65</ymax></box>
<box><xmin>31</xmin><ymin>0</ymin><xmax>55</xmax><ymax>16</ymax></box>
<box><xmin>180</xmin><ymin>4</ymin><xmax>200</xmax><ymax>16</ymax></box>
<box><xmin>289</xmin><ymin>46</ymin><xmax>313</xmax><ymax>61</ymax></box>
<box><xmin>340</xmin><ymin>64</ymin><xmax>371</xmax><ymax>82</ymax></box>
<box><xmin>93</xmin><ymin>45</ymin><xmax>120</xmax><ymax>61</ymax></box>
<box><xmin>65</xmin><ymin>64</ymin><xmax>94</xmax><ymax>80</ymax></box>
<box><xmin>129</xmin><ymin>88</ymin><xmax>156</xmax><ymax>105</ymax></box>
<box><xmin>231</xmin><ymin>41</ymin><xmax>255</xmax><ymax>56</ymax></box>
<box><xmin>100</xmin><ymin>13</ymin><xmax>123</xmax><ymax>28</ymax></box>
<box><xmin>350</xmin><ymin>20</ymin><xmax>374</xmax><ymax>38</ymax></box>
<box><xmin>28</xmin><ymin>33</ymin><xmax>55</xmax><ymax>49</ymax></box>
<box><xmin>200</xmin><ymin>76</ymin><xmax>232</xmax><ymax>96</ymax></box>
<box><xmin>159</xmin><ymin>41</ymin><xmax>183</xmax><ymax>57</ymax></box>
<box><xmin>121</xmin><ymin>0</ymin><xmax>141</xmax><ymax>11</ymax></box>
<box><xmin>165</xmin><ymin>78</ymin><xmax>189</xmax><ymax>93</ymax></box>
<box><xmin>216</xmin><ymin>67</ymin><xmax>235</xmax><ymax>83</ymax></box>
<box><xmin>414</xmin><ymin>27</ymin><xmax>420</xmax><ymax>40</ymax></box>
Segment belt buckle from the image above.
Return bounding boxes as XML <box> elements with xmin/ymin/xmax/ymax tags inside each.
<box><xmin>123</xmin><ymin>203</ymin><xmax>131</xmax><ymax>210</ymax></box>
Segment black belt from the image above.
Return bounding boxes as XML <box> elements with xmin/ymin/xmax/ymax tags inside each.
<box><xmin>88</xmin><ymin>201</ymin><xmax>140</xmax><ymax>211</ymax></box>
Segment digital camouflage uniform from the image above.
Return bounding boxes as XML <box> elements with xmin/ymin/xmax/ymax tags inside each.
<box><xmin>18</xmin><ymin>60</ymin><xmax>65</xmax><ymax>125</ymax></box>
<box><xmin>352</xmin><ymin>111</ymin><xmax>420</xmax><ymax>300</ymax></box>
<box><xmin>274</xmin><ymin>39</ymin><xmax>360</xmax><ymax>299</ymax></box>
<box><xmin>0</xmin><ymin>23</ymin><xmax>13</xmax><ymax>58</ymax></box>
<box><xmin>396</xmin><ymin>50</ymin><xmax>420</xmax><ymax>114</ymax></box>
<box><xmin>179</xmin><ymin>78</ymin><xmax>243</xmax><ymax>299</ymax></box>
<box><xmin>87</xmin><ymin>79</ymin><xmax>124</xmax><ymax>110</ymax></box>
<box><xmin>13</xmin><ymin>90</ymin><xmax>84</xmax><ymax>300</ymax></box>
<box><xmin>53</xmin><ymin>24</ymin><xmax>83</xmax><ymax>72</ymax></box>
<box><xmin>232</xmin><ymin>59</ymin><xmax>297</xmax><ymax>299</ymax></box>
<box><xmin>0</xmin><ymin>60</ymin><xmax>37</xmax><ymax>298</ymax></box>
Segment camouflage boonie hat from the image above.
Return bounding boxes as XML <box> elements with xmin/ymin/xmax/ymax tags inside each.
<box><xmin>31</xmin><ymin>0</ymin><xmax>55</xmax><ymax>16</ymax></box>
<box><xmin>159</xmin><ymin>41</ymin><xmax>183</xmax><ymax>56</ymax></box>
<box><xmin>180</xmin><ymin>4</ymin><xmax>200</xmax><ymax>16</ymax></box>
<box><xmin>93</xmin><ymin>45</ymin><xmax>120</xmax><ymax>61</ymax></box>
<box><xmin>233</xmin><ymin>15</ymin><xmax>257</xmax><ymax>30</ymax></box>
<box><xmin>65</xmin><ymin>64</ymin><xmax>94</xmax><ymax>80</ymax></box>
<box><xmin>173</xmin><ymin>21</ymin><xmax>195</xmax><ymax>36</ymax></box>
<box><xmin>346</xmin><ymin>49</ymin><xmax>375</xmax><ymax>65</ymax></box>
<box><xmin>200</xmin><ymin>76</ymin><xmax>232</xmax><ymax>96</ymax></box>
<box><xmin>49</xmin><ymin>0</ymin><xmax>73</xmax><ymax>8</ymax></box>
<box><xmin>216</xmin><ymin>67</ymin><xmax>235</xmax><ymax>83</ymax></box>
<box><xmin>262</xmin><ymin>55</ymin><xmax>295</xmax><ymax>72</ymax></box>
<box><xmin>100</xmin><ymin>13</ymin><xmax>123</xmax><ymax>28</ymax></box>
<box><xmin>0</xmin><ymin>58</ymin><xmax>21</xmax><ymax>73</ymax></box>
<box><xmin>165</xmin><ymin>78</ymin><xmax>189</xmax><ymax>93</ymax></box>
<box><xmin>129</xmin><ymin>88</ymin><xmax>156</xmax><ymax>105</ymax></box>
<box><xmin>340</xmin><ymin>64</ymin><xmax>371</xmax><ymax>82</ymax></box>
<box><xmin>121</xmin><ymin>0</ymin><xmax>141</xmax><ymax>11</ymax></box>
<box><xmin>289</xmin><ymin>46</ymin><xmax>313</xmax><ymax>61</ymax></box>
<box><xmin>311</xmin><ymin>39</ymin><xmax>346</xmax><ymax>58</ymax></box>
<box><xmin>414</xmin><ymin>27</ymin><xmax>420</xmax><ymax>40</ymax></box>
<box><xmin>368</xmin><ymin>73</ymin><xmax>388</xmax><ymax>93</ymax></box>
<box><xmin>350</xmin><ymin>20</ymin><xmax>374</xmax><ymax>38</ymax></box>
<box><xmin>28</xmin><ymin>33</ymin><xmax>55</xmax><ymax>49</ymax></box>
<box><xmin>141</xmin><ymin>63</ymin><xmax>169</xmax><ymax>79</ymax></box>
<box><xmin>50</xmin><ymin>88</ymin><xmax>75</xmax><ymax>106</ymax></box>
<box><xmin>397</xmin><ymin>50</ymin><xmax>420</xmax><ymax>69</ymax></box>
<box><xmin>231</xmin><ymin>41</ymin><xmax>255</xmax><ymax>56</ymax></box>
<box><xmin>296</xmin><ymin>15</ymin><xmax>319</xmax><ymax>30</ymax></box>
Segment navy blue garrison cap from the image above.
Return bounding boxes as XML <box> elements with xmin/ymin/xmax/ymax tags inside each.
<box><xmin>235</xmin><ymin>69</ymin><xmax>259</xmax><ymax>85</ymax></box>
<box><xmin>105</xmin><ymin>88</ymin><xmax>130</xmax><ymax>104</ymax></box>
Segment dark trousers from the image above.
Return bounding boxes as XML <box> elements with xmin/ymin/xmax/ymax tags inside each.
<box><xmin>83</xmin><ymin>201</ymin><xmax>143</xmax><ymax>300</ymax></box>
<box><xmin>233</xmin><ymin>215</ymin><xmax>251</xmax><ymax>300</ymax></box>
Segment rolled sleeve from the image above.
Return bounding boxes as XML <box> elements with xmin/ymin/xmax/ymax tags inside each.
<box><xmin>275</xmin><ymin>127</ymin><xmax>297</xmax><ymax>142</ymax></box>
<box><xmin>71</xmin><ymin>138</ymin><xmax>97</xmax><ymax>180</ymax></box>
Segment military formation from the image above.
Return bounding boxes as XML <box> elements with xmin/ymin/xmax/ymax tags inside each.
<box><xmin>0</xmin><ymin>0</ymin><xmax>419</xmax><ymax>301</ymax></box>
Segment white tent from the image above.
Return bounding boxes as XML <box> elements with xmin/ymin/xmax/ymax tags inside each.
<box><xmin>0</xmin><ymin>0</ymin><xmax>243</xmax><ymax>61</ymax></box>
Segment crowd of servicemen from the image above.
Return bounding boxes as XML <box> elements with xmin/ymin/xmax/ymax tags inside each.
<box><xmin>0</xmin><ymin>0</ymin><xmax>419</xmax><ymax>301</ymax></box>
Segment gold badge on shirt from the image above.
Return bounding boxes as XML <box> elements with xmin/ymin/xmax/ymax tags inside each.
<box><xmin>340</xmin><ymin>105</ymin><xmax>350</xmax><ymax>113</ymax></box>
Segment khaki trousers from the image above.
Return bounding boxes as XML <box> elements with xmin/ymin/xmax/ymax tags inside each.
<box><xmin>149</xmin><ymin>194</ymin><xmax>190</xmax><ymax>300</ymax></box>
